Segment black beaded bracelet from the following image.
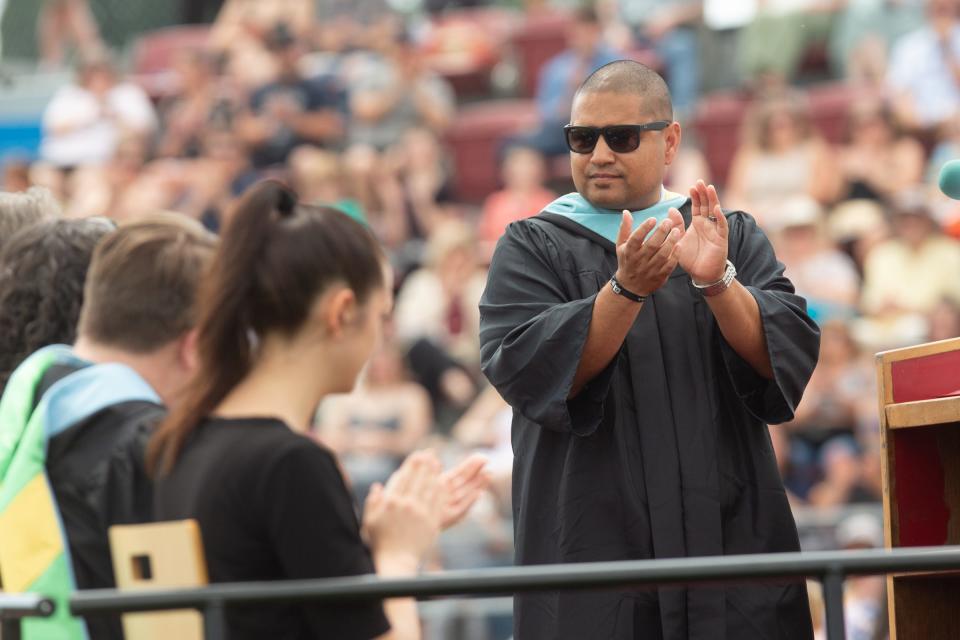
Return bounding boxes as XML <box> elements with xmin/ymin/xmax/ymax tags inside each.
<box><xmin>609</xmin><ymin>275</ymin><xmax>646</xmax><ymax>304</ymax></box>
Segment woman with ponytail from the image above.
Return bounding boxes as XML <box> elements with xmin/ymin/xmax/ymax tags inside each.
<box><xmin>150</xmin><ymin>180</ymin><xmax>486</xmax><ymax>639</ymax></box>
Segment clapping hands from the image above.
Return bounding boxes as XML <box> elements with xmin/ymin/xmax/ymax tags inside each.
<box><xmin>676</xmin><ymin>180</ymin><xmax>729</xmax><ymax>285</ymax></box>
<box><xmin>362</xmin><ymin>450</ymin><xmax>490</xmax><ymax>568</ymax></box>
<box><xmin>613</xmin><ymin>204</ymin><xmax>686</xmax><ymax>298</ymax></box>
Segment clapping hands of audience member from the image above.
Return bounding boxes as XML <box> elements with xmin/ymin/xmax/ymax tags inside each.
<box><xmin>438</xmin><ymin>453</ymin><xmax>490</xmax><ymax>530</ymax></box>
<box><xmin>362</xmin><ymin>450</ymin><xmax>490</xmax><ymax>570</ymax></box>
<box><xmin>363</xmin><ymin>450</ymin><xmax>444</xmax><ymax>570</ymax></box>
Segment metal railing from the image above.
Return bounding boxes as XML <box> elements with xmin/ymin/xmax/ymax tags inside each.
<box><xmin>5</xmin><ymin>546</ymin><xmax>960</xmax><ymax>640</ymax></box>
<box><xmin>0</xmin><ymin>594</ymin><xmax>55</xmax><ymax>640</ymax></box>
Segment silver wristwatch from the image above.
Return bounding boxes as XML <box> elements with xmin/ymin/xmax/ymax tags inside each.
<box><xmin>692</xmin><ymin>260</ymin><xmax>737</xmax><ymax>297</ymax></box>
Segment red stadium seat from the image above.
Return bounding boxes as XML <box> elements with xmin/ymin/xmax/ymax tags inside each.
<box><xmin>692</xmin><ymin>90</ymin><xmax>752</xmax><ymax>188</ymax></box>
<box><xmin>693</xmin><ymin>81</ymin><xmax>865</xmax><ymax>187</ymax></box>
<box><xmin>806</xmin><ymin>81</ymin><xmax>869</xmax><ymax>144</ymax></box>
<box><xmin>131</xmin><ymin>25</ymin><xmax>212</xmax><ymax>75</ymax></box>
<box><xmin>423</xmin><ymin>7</ymin><xmax>519</xmax><ymax>100</ymax></box>
<box><xmin>446</xmin><ymin>99</ymin><xmax>540</xmax><ymax>203</ymax></box>
<box><xmin>129</xmin><ymin>25</ymin><xmax>211</xmax><ymax>99</ymax></box>
<box><xmin>509</xmin><ymin>10</ymin><xmax>573</xmax><ymax>98</ymax></box>
<box><xmin>624</xmin><ymin>48</ymin><xmax>663</xmax><ymax>74</ymax></box>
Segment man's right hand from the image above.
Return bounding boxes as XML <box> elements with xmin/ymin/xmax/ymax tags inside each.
<box><xmin>614</xmin><ymin>210</ymin><xmax>684</xmax><ymax>297</ymax></box>
<box><xmin>570</xmin><ymin>210</ymin><xmax>683</xmax><ymax>397</ymax></box>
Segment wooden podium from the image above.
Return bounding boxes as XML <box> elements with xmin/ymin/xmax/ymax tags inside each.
<box><xmin>877</xmin><ymin>337</ymin><xmax>960</xmax><ymax>639</ymax></box>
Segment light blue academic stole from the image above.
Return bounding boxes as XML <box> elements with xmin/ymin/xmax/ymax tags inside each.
<box><xmin>541</xmin><ymin>189</ymin><xmax>688</xmax><ymax>243</ymax></box>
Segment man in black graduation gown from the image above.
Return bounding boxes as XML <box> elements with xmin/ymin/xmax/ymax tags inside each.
<box><xmin>479</xmin><ymin>61</ymin><xmax>820</xmax><ymax>639</ymax></box>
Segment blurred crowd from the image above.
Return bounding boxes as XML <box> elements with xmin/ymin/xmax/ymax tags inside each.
<box><xmin>5</xmin><ymin>0</ymin><xmax>960</xmax><ymax>637</ymax></box>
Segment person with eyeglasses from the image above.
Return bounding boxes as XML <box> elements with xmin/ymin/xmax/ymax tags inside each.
<box><xmin>479</xmin><ymin>60</ymin><xmax>821</xmax><ymax>640</ymax></box>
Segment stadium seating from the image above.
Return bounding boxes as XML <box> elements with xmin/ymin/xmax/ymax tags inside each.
<box><xmin>446</xmin><ymin>99</ymin><xmax>540</xmax><ymax>203</ymax></box>
<box><xmin>129</xmin><ymin>25</ymin><xmax>211</xmax><ymax>99</ymax></box>
<box><xmin>509</xmin><ymin>10</ymin><xmax>572</xmax><ymax>98</ymax></box>
<box><xmin>422</xmin><ymin>7</ymin><xmax>518</xmax><ymax>101</ymax></box>
<box><xmin>693</xmin><ymin>82</ymin><xmax>864</xmax><ymax>187</ymax></box>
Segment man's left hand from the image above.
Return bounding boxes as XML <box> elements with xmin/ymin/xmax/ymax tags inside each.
<box><xmin>676</xmin><ymin>180</ymin><xmax>729</xmax><ymax>284</ymax></box>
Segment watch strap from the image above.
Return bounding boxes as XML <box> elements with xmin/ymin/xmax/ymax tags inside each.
<box><xmin>692</xmin><ymin>260</ymin><xmax>737</xmax><ymax>297</ymax></box>
<box><xmin>609</xmin><ymin>275</ymin><xmax>646</xmax><ymax>304</ymax></box>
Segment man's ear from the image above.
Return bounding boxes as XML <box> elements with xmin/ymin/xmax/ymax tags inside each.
<box><xmin>324</xmin><ymin>287</ymin><xmax>358</xmax><ymax>339</ymax></box>
<box><xmin>179</xmin><ymin>328</ymin><xmax>200</xmax><ymax>373</ymax></box>
<box><xmin>664</xmin><ymin>121</ymin><xmax>682</xmax><ymax>166</ymax></box>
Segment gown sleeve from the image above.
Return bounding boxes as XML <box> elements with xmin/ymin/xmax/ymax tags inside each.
<box><xmin>479</xmin><ymin>220</ymin><xmax>617</xmax><ymax>436</ymax></box>
<box><xmin>720</xmin><ymin>211</ymin><xmax>821</xmax><ymax>425</ymax></box>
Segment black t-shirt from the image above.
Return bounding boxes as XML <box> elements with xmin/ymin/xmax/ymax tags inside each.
<box><xmin>249</xmin><ymin>76</ymin><xmax>343</xmax><ymax>168</ymax></box>
<box><xmin>154</xmin><ymin>417</ymin><xmax>390</xmax><ymax>640</ymax></box>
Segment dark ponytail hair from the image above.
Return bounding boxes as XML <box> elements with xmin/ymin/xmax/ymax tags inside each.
<box><xmin>148</xmin><ymin>180</ymin><xmax>385</xmax><ymax>475</ymax></box>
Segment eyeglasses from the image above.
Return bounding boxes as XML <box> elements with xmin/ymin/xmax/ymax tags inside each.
<box><xmin>563</xmin><ymin>121</ymin><xmax>671</xmax><ymax>154</ymax></box>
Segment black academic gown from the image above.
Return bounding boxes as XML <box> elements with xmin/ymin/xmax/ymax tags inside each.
<box><xmin>479</xmin><ymin>201</ymin><xmax>820</xmax><ymax>640</ymax></box>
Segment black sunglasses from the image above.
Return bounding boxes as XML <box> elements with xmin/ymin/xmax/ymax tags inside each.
<box><xmin>563</xmin><ymin>121</ymin><xmax>671</xmax><ymax>154</ymax></box>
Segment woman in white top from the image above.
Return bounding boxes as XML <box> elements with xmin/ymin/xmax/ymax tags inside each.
<box><xmin>40</xmin><ymin>57</ymin><xmax>157</xmax><ymax>168</ymax></box>
<box><xmin>726</xmin><ymin>90</ymin><xmax>841</xmax><ymax>228</ymax></box>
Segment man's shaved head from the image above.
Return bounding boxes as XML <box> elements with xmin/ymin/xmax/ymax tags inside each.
<box><xmin>574</xmin><ymin>60</ymin><xmax>673</xmax><ymax>121</ymax></box>
<box><xmin>568</xmin><ymin>60</ymin><xmax>682</xmax><ymax>211</ymax></box>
